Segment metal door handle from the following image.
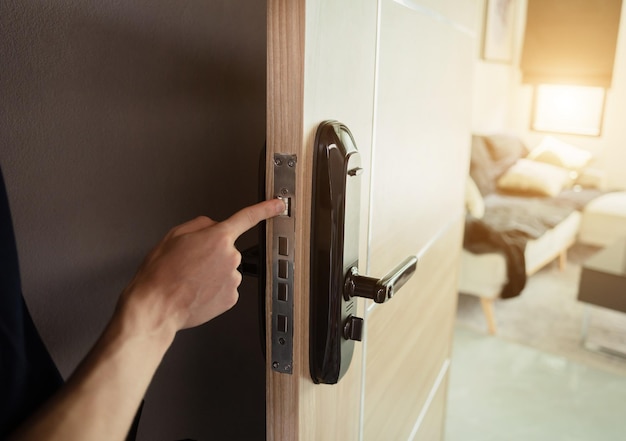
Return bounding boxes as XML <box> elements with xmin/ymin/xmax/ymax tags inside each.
<box><xmin>344</xmin><ymin>256</ymin><xmax>418</xmax><ymax>304</ymax></box>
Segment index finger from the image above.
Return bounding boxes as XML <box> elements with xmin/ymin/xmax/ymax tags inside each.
<box><xmin>221</xmin><ymin>198</ymin><xmax>286</xmax><ymax>238</ymax></box>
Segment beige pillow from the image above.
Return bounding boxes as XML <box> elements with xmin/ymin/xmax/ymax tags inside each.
<box><xmin>465</xmin><ymin>176</ymin><xmax>485</xmax><ymax>218</ymax></box>
<box><xmin>497</xmin><ymin>159</ymin><xmax>572</xmax><ymax>197</ymax></box>
<box><xmin>575</xmin><ymin>167</ymin><xmax>607</xmax><ymax>190</ymax></box>
<box><xmin>527</xmin><ymin>136</ymin><xmax>593</xmax><ymax>170</ymax></box>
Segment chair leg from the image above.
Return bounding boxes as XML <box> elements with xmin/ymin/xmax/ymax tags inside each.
<box><xmin>558</xmin><ymin>250</ymin><xmax>567</xmax><ymax>271</ymax></box>
<box><xmin>480</xmin><ymin>297</ymin><xmax>497</xmax><ymax>335</ymax></box>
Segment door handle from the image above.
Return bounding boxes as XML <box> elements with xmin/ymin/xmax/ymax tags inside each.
<box><xmin>309</xmin><ymin>121</ymin><xmax>418</xmax><ymax>384</ymax></box>
<box><xmin>344</xmin><ymin>256</ymin><xmax>418</xmax><ymax>304</ymax></box>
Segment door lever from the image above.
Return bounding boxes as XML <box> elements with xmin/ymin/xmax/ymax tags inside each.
<box><xmin>344</xmin><ymin>256</ymin><xmax>418</xmax><ymax>304</ymax></box>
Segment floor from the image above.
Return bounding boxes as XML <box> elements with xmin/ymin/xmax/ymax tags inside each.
<box><xmin>445</xmin><ymin>326</ymin><xmax>626</xmax><ymax>441</ymax></box>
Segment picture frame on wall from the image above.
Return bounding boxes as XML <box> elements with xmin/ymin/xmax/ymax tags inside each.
<box><xmin>482</xmin><ymin>0</ymin><xmax>516</xmax><ymax>63</ymax></box>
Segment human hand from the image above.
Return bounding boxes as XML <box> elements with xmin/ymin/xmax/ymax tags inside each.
<box><xmin>117</xmin><ymin>198</ymin><xmax>286</xmax><ymax>336</ymax></box>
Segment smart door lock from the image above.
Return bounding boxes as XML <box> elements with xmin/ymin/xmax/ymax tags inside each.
<box><xmin>242</xmin><ymin>123</ymin><xmax>416</xmax><ymax>382</ymax></box>
<box><xmin>309</xmin><ymin>121</ymin><xmax>417</xmax><ymax>384</ymax></box>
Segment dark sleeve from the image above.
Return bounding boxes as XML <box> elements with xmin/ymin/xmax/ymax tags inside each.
<box><xmin>0</xmin><ymin>165</ymin><xmax>64</xmax><ymax>437</ymax></box>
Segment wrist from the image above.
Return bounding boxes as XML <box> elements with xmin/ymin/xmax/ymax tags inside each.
<box><xmin>111</xmin><ymin>284</ymin><xmax>179</xmax><ymax>355</ymax></box>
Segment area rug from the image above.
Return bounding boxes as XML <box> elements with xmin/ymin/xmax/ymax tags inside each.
<box><xmin>456</xmin><ymin>244</ymin><xmax>626</xmax><ymax>377</ymax></box>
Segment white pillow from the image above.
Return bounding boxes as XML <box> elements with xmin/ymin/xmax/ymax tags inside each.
<box><xmin>497</xmin><ymin>159</ymin><xmax>572</xmax><ymax>197</ymax></box>
<box><xmin>465</xmin><ymin>176</ymin><xmax>485</xmax><ymax>218</ymax></box>
<box><xmin>527</xmin><ymin>136</ymin><xmax>593</xmax><ymax>170</ymax></box>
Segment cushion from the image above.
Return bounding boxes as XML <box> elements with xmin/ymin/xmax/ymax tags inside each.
<box><xmin>469</xmin><ymin>136</ymin><xmax>497</xmax><ymax>196</ymax></box>
<box><xmin>527</xmin><ymin>136</ymin><xmax>593</xmax><ymax>170</ymax></box>
<box><xmin>480</xmin><ymin>133</ymin><xmax>529</xmax><ymax>182</ymax></box>
<box><xmin>465</xmin><ymin>176</ymin><xmax>485</xmax><ymax>218</ymax></box>
<box><xmin>496</xmin><ymin>159</ymin><xmax>572</xmax><ymax>197</ymax></box>
<box><xmin>483</xmin><ymin>134</ymin><xmax>529</xmax><ymax>165</ymax></box>
<box><xmin>575</xmin><ymin>167</ymin><xmax>607</xmax><ymax>190</ymax></box>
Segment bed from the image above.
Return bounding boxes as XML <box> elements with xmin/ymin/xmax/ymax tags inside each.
<box><xmin>458</xmin><ymin>134</ymin><xmax>603</xmax><ymax>334</ymax></box>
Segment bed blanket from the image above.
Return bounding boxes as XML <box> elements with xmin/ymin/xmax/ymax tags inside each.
<box><xmin>463</xmin><ymin>189</ymin><xmax>604</xmax><ymax>299</ymax></box>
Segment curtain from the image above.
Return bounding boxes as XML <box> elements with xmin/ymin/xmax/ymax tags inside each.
<box><xmin>521</xmin><ymin>0</ymin><xmax>622</xmax><ymax>87</ymax></box>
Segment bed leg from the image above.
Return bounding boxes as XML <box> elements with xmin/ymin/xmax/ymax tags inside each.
<box><xmin>558</xmin><ymin>250</ymin><xmax>567</xmax><ymax>271</ymax></box>
<box><xmin>480</xmin><ymin>297</ymin><xmax>497</xmax><ymax>335</ymax></box>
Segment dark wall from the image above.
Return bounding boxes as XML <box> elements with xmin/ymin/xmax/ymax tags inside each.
<box><xmin>0</xmin><ymin>1</ymin><xmax>266</xmax><ymax>439</ymax></box>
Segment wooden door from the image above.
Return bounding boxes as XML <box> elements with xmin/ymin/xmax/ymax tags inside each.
<box><xmin>266</xmin><ymin>1</ymin><xmax>475</xmax><ymax>439</ymax></box>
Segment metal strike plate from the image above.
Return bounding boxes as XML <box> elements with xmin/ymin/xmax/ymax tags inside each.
<box><xmin>271</xmin><ymin>153</ymin><xmax>296</xmax><ymax>374</ymax></box>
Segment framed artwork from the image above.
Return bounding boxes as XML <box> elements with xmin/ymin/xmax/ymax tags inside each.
<box><xmin>482</xmin><ymin>0</ymin><xmax>516</xmax><ymax>63</ymax></box>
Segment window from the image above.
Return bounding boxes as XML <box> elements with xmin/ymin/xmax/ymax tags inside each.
<box><xmin>531</xmin><ymin>85</ymin><xmax>606</xmax><ymax>137</ymax></box>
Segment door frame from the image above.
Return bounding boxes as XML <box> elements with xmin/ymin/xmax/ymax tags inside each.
<box><xmin>265</xmin><ymin>1</ymin><xmax>307</xmax><ymax>440</ymax></box>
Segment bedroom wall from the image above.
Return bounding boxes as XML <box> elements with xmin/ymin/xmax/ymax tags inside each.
<box><xmin>473</xmin><ymin>0</ymin><xmax>626</xmax><ymax>191</ymax></box>
<box><xmin>0</xmin><ymin>1</ymin><xmax>266</xmax><ymax>439</ymax></box>
<box><xmin>470</xmin><ymin>0</ymin><xmax>527</xmax><ymax>134</ymax></box>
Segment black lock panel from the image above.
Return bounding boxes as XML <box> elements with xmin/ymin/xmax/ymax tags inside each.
<box><xmin>310</xmin><ymin>120</ymin><xmax>362</xmax><ymax>384</ymax></box>
<box><xmin>309</xmin><ymin>121</ymin><xmax>418</xmax><ymax>385</ymax></box>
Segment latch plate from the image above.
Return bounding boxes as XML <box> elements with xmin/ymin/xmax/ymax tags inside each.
<box><xmin>271</xmin><ymin>153</ymin><xmax>296</xmax><ymax>374</ymax></box>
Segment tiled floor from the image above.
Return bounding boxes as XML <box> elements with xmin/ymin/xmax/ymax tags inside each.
<box><xmin>445</xmin><ymin>326</ymin><xmax>626</xmax><ymax>441</ymax></box>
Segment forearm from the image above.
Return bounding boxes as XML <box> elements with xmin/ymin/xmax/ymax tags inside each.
<box><xmin>10</xmin><ymin>300</ymin><xmax>175</xmax><ymax>441</ymax></box>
